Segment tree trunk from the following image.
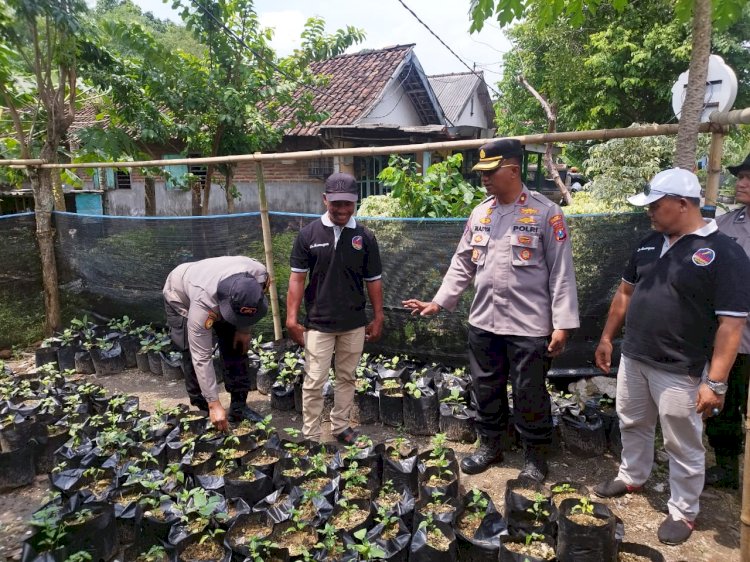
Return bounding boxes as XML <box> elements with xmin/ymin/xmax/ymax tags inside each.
<box><xmin>191</xmin><ymin>177</ymin><xmax>202</xmax><ymax>216</ymax></box>
<box><xmin>29</xmin><ymin>157</ymin><xmax>61</xmax><ymax>335</ymax></box>
<box><xmin>673</xmin><ymin>0</ymin><xmax>712</xmax><ymax>170</ymax></box>
<box><xmin>201</xmin><ymin>164</ymin><xmax>213</xmax><ymax>215</ymax></box>
<box><xmin>144</xmin><ymin>176</ymin><xmax>156</xmax><ymax>216</ymax></box>
<box><xmin>224</xmin><ymin>165</ymin><xmax>236</xmax><ymax>214</ymax></box>
<box><xmin>518</xmin><ymin>75</ymin><xmax>572</xmax><ymax>205</ymax></box>
<box><xmin>51</xmin><ymin>172</ymin><xmax>66</xmax><ymax>212</ymax></box>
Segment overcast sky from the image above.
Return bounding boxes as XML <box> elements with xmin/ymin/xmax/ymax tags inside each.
<box><xmin>128</xmin><ymin>0</ymin><xmax>511</xmax><ymax>79</ymax></box>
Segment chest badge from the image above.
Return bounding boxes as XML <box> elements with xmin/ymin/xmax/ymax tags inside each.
<box><xmin>692</xmin><ymin>248</ymin><xmax>715</xmax><ymax>266</ymax></box>
<box><xmin>519</xmin><ymin>249</ymin><xmax>532</xmax><ymax>261</ymax></box>
<box><xmin>479</xmin><ymin>217</ymin><xmax>492</xmax><ymax>225</ymax></box>
<box><xmin>473</xmin><ymin>234</ymin><xmax>484</xmax><ymax>243</ymax></box>
<box><xmin>516</xmin><ymin>216</ymin><xmax>537</xmax><ymax>225</ymax></box>
<box><xmin>204</xmin><ymin>311</ymin><xmax>218</xmax><ymax>330</ymax></box>
<box><xmin>520</xmin><ymin>207</ymin><xmax>538</xmax><ymax>215</ymax></box>
<box><xmin>351</xmin><ymin>236</ymin><xmax>363</xmax><ymax>251</ymax></box>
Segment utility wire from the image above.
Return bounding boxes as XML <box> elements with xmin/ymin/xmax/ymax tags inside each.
<box><xmin>395</xmin><ymin>0</ymin><xmax>501</xmax><ymax>98</ymax></box>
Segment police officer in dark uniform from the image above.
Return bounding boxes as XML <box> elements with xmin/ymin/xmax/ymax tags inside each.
<box><xmin>706</xmin><ymin>153</ymin><xmax>750</xmax><ymax>488</ymax></box>
<box><xmin>404</xmin><ymin>138</ymin><xmax>579</xmax><ymax>482</ymax></box>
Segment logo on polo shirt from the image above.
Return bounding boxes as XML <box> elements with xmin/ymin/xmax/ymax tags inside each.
<box><xmin>351</xmin><ymin>236</ymin><xmax>363</xmax><ymax>251</ymax></box>
<box><xmin>692</xmin><ymin>248</ymin><xmax>715</xmax><ymax>266</ymax></box>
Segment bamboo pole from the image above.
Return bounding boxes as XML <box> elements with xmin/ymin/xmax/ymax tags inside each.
<box><xmin>703</xmin><ymin>130</ymin><xmax>725</xmax><ymax>217</ymax></box>
<box><xmin>34</xmin><ymin>122</ymin><xmax>719</xmax><ymax>170</ymax></box>
<box><xmin>742</xmin><ymin>387</ymin><xmax>750</xmax><ymax>558</ymax></box>
<box><xmin>255</xmin><ymin>159</ymin><xmax>282</xmax><ymax>341</ymax></box>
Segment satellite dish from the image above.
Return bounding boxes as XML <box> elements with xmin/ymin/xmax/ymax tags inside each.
<box><xmin>671</xmin><ymin>54</ymin><xmax>738</xmax><ymax>122</ymax></box>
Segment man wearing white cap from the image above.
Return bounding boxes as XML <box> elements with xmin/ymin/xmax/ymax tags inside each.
<box><xmin>593</xmin><ymin>168</ymin><xmax>750</xmax><ymax>545</ymax></box>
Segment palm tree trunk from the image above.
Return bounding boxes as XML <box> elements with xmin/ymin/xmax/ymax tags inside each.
<box><xmin>673</xmin><ymin>0</ymin><xmax>711</xmax><ymax>170</ymax></box>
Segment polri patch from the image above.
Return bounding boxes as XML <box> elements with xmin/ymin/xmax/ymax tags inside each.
<box><xmin>204</xmin><ymin>311</ymin><xmax>218</xmax><ymax>330</ymax></box>
<box><xmin>352</xmin><ymin>236</ymin><xmax>363</xmax><ymax>251</ymax></box>
<box><xmin>692</xmin><ymin>248</ymin><xmax>715</xmax><ymax>266</ymax></box>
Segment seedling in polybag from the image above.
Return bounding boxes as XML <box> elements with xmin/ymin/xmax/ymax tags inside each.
<box><xmin>571</xmin><ymin>496</ymin><xmax>595</xmax><ymax>516</ymax></box>
<box><xmin>350</xmin><ymin>528</ymin><xmax>386</xmax><ymax>560</ymax></box>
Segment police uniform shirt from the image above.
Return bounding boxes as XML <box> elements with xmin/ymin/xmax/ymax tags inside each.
<box><xmin>621</xmin><ymin>220</ymin><xmax>750</xmax><ymax>376</ymax></box>
<box><xmin>716</xmin><ymin>205</ymin><xmax>750</xmax><ymax>354</ymax></box>
<box><xmin>163</xmin><ymin>256</ymin><xmax>268</xmax><ymax>402</ymax></box>
<box><xmin>290</xmin><ymin>213</ymin><xmax>382</xmax><ymax>332</ymax></box>
<box><xmin>432</xmin><ymin>186</ymin><xmax>580</xmax><ymax>336</ymax></box>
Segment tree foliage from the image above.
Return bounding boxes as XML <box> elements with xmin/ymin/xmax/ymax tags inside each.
<box><xmin>81</xmin><ymin>0</ymin><xmax>365</xmax><ymax>213</ymax></box>
<box><xmin>492</xmin><ymin>0</ymin><xmax>750</xmax><ymax>137</ymax></box>
<box><xmin>374</xmin><ymin>153</ymin><xmax>486</xmax><ymax>218</ymax></box>
<box><xmin>581</xmin><ymin>124</ymin><xmax>711</xmax><ymax>207</ymax></box>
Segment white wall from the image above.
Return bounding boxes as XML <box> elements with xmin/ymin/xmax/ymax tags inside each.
<box><xmin>456</xmin><ymin>90</ymin><xmax>491</xmax><ymax>129</ymax></box>
<box><xmin>105</xmin><ymin>181</ymin><xmax>325</xmax><ymax>216</ymax></box>
<box><xmin>358</xmin><ymin>80</ymin><xmax>423</xmax><ymax>126</ymax></box>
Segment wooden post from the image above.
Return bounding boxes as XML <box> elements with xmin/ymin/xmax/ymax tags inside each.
<box><xmin>703</xmin><ymin>130</ymin><xmax>725</xmax><ymax>218</ymax></box>
<box><xmin>255</xmin><ymin>159</ymin><xmax>283</xmax><ymax>341</ymax></box>
<box><xmin>144</xmin><ymin>176</ymin><xmax>156</xmax><ymax>216</ymax></box>
<box><xmin>742</xmin><ymin>388</ymin><xmax>750</xmax><ymax>559</ymax></box>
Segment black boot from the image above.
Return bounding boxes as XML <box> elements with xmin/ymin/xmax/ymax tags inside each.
<box><xmin>705</xmin><ymin>455</ymin><xmax>740</xmax><ymax>489</ymax></box>
<box><xmin>519</xmin><ymin>444</ymin><xmax>548</xmax><ymax>483</ymax></box>
<box><xmin>460</xmin><ymin>436</ymin><xmax>503</xmax><ymax>475</ymax></box>
<box><xmin>228</xmin><ymin>392</ymin><xmax>263</xmax><ymax>423</ymax></box>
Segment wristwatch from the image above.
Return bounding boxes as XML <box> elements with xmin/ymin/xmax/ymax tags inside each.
<box><xmin>705</xmin><ymin>378</ymin><xmax>728</xmax><ymax>395</ymax></box>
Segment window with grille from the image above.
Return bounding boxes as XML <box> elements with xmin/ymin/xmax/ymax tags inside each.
<box><xmin>309</xmin><ymin>157</ymin><xmax>333</xmax><ymax>179</ymax></box>
<box><xmin>115</xmin><ymin>170</ymin><xmax>131</xmax><ymax>189</ymax></box>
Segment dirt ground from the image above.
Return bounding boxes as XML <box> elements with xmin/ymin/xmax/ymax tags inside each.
<box><xmin>0</xmin><ymin>351</ymin><xmax>742</xmax><ymax>562</ymax></box>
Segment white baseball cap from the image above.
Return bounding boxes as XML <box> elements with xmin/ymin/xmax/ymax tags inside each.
<box><xmin>628</xmin><ymin>168</ymin><xmax>702</xmax><ymax>206</ymax></box>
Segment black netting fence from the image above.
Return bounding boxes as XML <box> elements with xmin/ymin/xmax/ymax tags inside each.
<box><xmin>0</xmin><ymin>213</ymin><xmax>44</xmax><ymax>348</ymax></box>
<box><xmin>2</xmin><ymin>210</ymin><xmax>651</xmax><ymax>371</ymax></box>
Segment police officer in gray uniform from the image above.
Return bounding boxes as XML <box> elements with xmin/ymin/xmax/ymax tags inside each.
<box><xmin>404</xmin><ymin>138</ymin><xmax>579</xmax><ymax>481</ymax></box>
<box><xmin>706</xmin><ymin>153</ymin><xmax>750</xmax><ymax>488</ymax></box>
<box><xmin>163</xmin><ymin>256</ymin><xmax>269</xmax><ymax>431</ymax></box>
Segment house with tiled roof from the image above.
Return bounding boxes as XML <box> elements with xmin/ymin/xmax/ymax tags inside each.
<box><xmin>70</xmin><ymin>45</ymin><xmax>496</xmax><ymax>216</ymax></box>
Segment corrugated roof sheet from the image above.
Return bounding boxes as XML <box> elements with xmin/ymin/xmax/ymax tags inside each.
<box><xmin>276</xmin><ymin>45</ymin><xmax>414</xmax><ymax>136</ymax></box>
<box><xmin>427</xmin><ymin>72</ymin><xmax>482</xmax><ymax>125</ymax></box>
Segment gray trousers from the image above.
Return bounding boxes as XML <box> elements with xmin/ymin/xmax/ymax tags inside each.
<box><xmin>616</xmin><ymin>355</ymin><xmax>705</xmax><ymax>522</ymax></box>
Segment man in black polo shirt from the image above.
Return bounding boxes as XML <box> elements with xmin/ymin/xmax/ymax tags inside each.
<box><xmin>286</xmin><ymin>172</ymin><xmax>384</xmax><ymax>445</ymax></box>
<box><xmin>593</xmin><ymin>168</ymin><xmax>750</xmax><ymax>546</ymax></box>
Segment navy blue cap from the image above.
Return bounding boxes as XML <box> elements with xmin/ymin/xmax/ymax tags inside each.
<box><xmin>216</xmin><ymin>273</ymin><xmax>268</xmax><ymax>328</ymax></box>
<box><xmin>325</xmin><ymin>172</ymin><xmax>359</xmax><ymax>202</ymax></box>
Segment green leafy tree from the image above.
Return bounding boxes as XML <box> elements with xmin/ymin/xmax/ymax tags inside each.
<box><xmin>469</xmin><ymin>0</ymin><xmax>748</xmax><ymax>169</ymax></box>
<box><xmin>84</xmin><ymin>1</ymin><xmax>364</xmax><ymax>215</ymax></box>
<box><xmin>0</xmin><ymin>0</ymin><xmax>92</xmax><ymax>333</ymax></box>
<box><xmin>376</xmin><ymin>153</ymin><xmax>486</xmax><ymax>217</ymax></box>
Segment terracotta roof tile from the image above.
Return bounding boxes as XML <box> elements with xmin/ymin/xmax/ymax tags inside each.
<box><xmin>277</xmin><ymin>44</ymin><xmax>414</xmax><ymax>136</ymax></box>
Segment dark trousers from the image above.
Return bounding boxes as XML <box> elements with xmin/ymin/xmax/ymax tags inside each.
<box><xmin>165</xmin><ymin>302</ymin><xmax>250</xmax><ymax>410</ymax></box>
<box><xmin>706</xmin><ymin>353</ymin><xmax>749</xmax><ymax>457</ymax></box>
<box><xmin>467</xmin><ymin>325</ymin><xmax>552</xmax><ymax>447</ymax></box>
